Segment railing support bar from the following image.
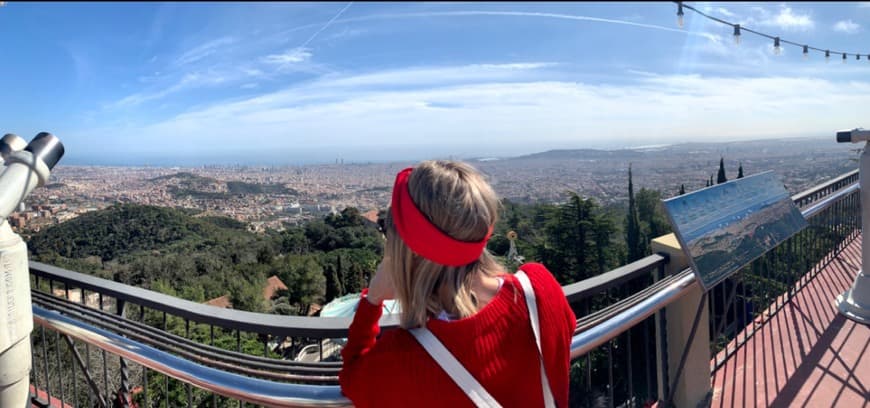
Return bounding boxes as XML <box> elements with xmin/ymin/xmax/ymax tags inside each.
<box><xmin>61</xmin><ymin>334</ymin><xmax>108</xmax><ymax>408</ymax></box>
<box><xmin>665</xmin><ymin>292</ymin><xmax>708</xmax><ymax>407</ymax></box>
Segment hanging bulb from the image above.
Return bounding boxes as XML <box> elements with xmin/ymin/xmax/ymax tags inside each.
<box><xmin>857</xmin><ymin>54</ymin><xmax>861</xmax><ymax>61</ymax></box>
<box><xmin>773</xmin><ymin>37</ymin><xmax>781</xmax><ymax>55</ymax></box>
<box><xmin>733</xmin><ymin>24</ymin><xmax>741</xmax><ymax>45</ymax></box>
<box><xmin>677</xmin><ymin>2</ymin><xmax>685</xmax><ymax>28</ymax></box>
<box><xmin>826</xmin><ymin>50</ymin><xmax>831</xmax><ymax>63</ymax></box>
<box><xmin>843</xmin><ymin>53</ymin><xmax>848</xmax><ymax>63</ymax></box>
<box><xmin>802</xmin><ymin>45</ymin><xmax>809</xmax><ymax>60</ymax></box>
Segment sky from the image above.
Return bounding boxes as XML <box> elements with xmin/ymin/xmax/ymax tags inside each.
<box><xmin>1</xmin><ymin>1</ymin><xmax>870</xmax><ymax>165</ymax></box>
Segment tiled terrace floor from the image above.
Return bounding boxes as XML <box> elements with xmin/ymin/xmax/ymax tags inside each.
<box><xmin>711</xmin><ymin>235</ymin><xmax>869</xmax><ymax>408</ymax></box>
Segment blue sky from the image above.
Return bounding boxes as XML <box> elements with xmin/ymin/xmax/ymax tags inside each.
<box><xmin>2</xmin><ymin>2</ymin><xmax>870</xmax><ymax>165</ymax></box>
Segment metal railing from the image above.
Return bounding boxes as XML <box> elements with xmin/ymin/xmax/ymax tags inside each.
<box><xmin>30</xmin><ymin>254</ymin><xmax>669</xmax><ymax>407</ymax></box>
<box><xmin>27</xmin><ymin>169</ymin><xmax>860</xmax><ymax>408</ymax></box>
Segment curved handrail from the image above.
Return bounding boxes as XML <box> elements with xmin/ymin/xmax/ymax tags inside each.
<box><xmin>29</xmin><ymin>253</ymin><xmax>666</xmax><ymax>338</ymax></box>
<box><xmin>33</xmin><ymin>305</ymin><xmax>353</xmax><ymax>408</ymax></box>
<box><xmin>571</xmin><ymin>271</ymin><xmax>696</xmax><ymax>359</ymax></box>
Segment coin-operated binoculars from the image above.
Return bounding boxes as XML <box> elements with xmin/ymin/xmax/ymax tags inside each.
<box><xmin>0</xmin><ymin>132</ymin><xmax>64</xmax><ymax>408</ymax></box>
<box><xmin>835</xmin><ymin>128</ymin><xmax>870</xmax><ymax>324</ymax></box>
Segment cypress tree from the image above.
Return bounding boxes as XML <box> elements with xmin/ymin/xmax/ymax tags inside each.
<box><xmin>679</xmin><ymin>184</ymin><xmax>686</xmax><ymax>195</ymax></box>
<box><xmin>626</xmin><ymin>165</ymin><xmax>645</xmax><ymax>262</ymax></box>
<box><xmin>717</xmin><ymin>157</ymin><xmax>727</xmax><ymax>184</ymax></box>
<box><xmin>709</xmin><ymin>174</ymin><xmax>714</xmax><ymax>187</ymax></box>
<box><xmin>738</xmin><ymin>162</ymin><xmax>744</xmax><ymax>179</ymax></box>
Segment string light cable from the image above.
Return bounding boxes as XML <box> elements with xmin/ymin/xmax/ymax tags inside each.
<box><xmin>675</xmin><ymin>1</ymin><xmax>867</xmax><ymax>62</ymax></box>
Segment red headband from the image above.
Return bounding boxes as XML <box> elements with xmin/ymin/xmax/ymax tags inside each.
<box><xmin>390</xmin><ymin>167</ymin><xmax>493</xmax><ymax>266</ymax></box>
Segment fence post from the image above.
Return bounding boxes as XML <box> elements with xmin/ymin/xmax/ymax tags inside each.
<box><xmin>652</xmin><ymin>233</ymin><xmax>711</xmax><ymax>407</ymax></box>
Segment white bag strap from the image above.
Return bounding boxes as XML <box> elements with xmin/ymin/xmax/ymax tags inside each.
<box><xmin>408</xmin><ymin>270</ymin><xmax>557</xmax><ymax>408</ymax></box>
<box><xmin>515</xmin><ymin>270</ymin><xmax>557</xmax><ymax>408</ymax></box>
<box><xmin>409</xmin><ymin>327</ymin><xmax>503</xmax><ymax>408</ymax></box>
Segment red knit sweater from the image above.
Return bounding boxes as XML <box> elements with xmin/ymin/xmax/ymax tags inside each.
<box><xmin>339</xmin><ymin>263</ymin><xmax>577</xmax><ymax>407</ymax></box>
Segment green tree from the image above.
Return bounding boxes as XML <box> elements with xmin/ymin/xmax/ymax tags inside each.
<box><xmin>273</xmin><ymin>255</ymin><xmax>326</xmax><ymax>309</ymax></box>
<box><xmin>679</xmin><ymin>184</ymin><xmax>686</xmax><ymax>195</ymax></box>
<box><xmin>717</xmin><ymin>157</ymin><xmax>727</xmax><ymax>184</ymax></box>
<box><xmin>738</xmin><ymin>162</ymin><xmax>744</xmax><ymax>179</ymax></box>
<box><xmin>536</xmin><ymin>192</ymin><xmax>617</xmax><ymax>283</ymax></box>
<box><xmin>324</xmin><ymin>258</ymin><xmax>344</xmax><ymax>302</ymax></box>
<box><xmin>626</xmin><ymin>165</ymin><xmax>646</xmax><ymax>262</ymax></box>
<box><xmin>636</xmin><ymin>188</ymin><xmax>671</xmax><ymax>241</ymax></box>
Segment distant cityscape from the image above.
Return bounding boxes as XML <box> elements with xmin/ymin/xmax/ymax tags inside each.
<box><xmin>18</xmin><ymin>137</ymin><xmax>857</xmax><ymax>234</ymax></box>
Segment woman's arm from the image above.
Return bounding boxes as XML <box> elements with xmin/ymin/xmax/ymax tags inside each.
<box><xmin>339</xmin><ymin>260</ymin><xmax>394</xmax><ymax>405</ymax></box>
<box><xmin>338</xmin><ymin>289</ymin><xmax>384</xmax><ymax>404</ymax></box>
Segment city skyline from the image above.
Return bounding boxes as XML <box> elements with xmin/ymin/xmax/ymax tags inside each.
<box><xmin>1</xmin><ymin>2</ymin><xmax>870</xmax><ymax>164</ymax></box>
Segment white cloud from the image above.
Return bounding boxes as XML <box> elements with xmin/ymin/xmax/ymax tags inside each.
<box><xmin>744</xmin><ymin>6</ymin><xmax>814</xmax><ymax>31</ymax></box>
<box><xmin>767</xmin><ymin>6</ymin><xmax>814</xmax><ymax>30</ymax></box>
<box><xmin>241</xmin><ymin>83</ymin><xmax>259</xmax><ymax>89</ymax></box>
<box><xmin>174</xmin><ymin>37</ymin><xmax>237</xmax><ymax>66</ymax></box>
<box><xmin>833</xmin><ymin>20</ymin><xmax>861</xmax><ymax>34</ymax></box>
<box><xmin>110</xmin><ymin>48</ymin><xmax>322</xmax><ymax>109</ymax></box>
<box><xmin>859</xmin><ymin>2</ymin><xmax>870</xmax><ymax>8</ymax></box>
<box><xmin>716</xmin><ymin>8</ymin><xmax>736</xmax><ymax>18</ymax></box>
<box><xmin>317</xmin><ymin>62</ymin><xmax>557</xmax><ymax>90</ymax></box>
<box><xmin>111</xmin><ymin>71</ymin><xmax>228</xmax><ymax>108</ymax></box>
<box><xmin>83</xmin><ymin>65</ymin><xmax>870</xmax><ymax>158</ymax></box>
<box><xmin>261</xmin><ymin>47</ymin><xmax>313</xmax><ymax>65</ymax></box>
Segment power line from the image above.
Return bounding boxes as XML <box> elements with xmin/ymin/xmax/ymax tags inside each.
<box><xmin>675</xmin><ymin>1</ymin><xmax>868</xmax><ymax>62</ymax></box>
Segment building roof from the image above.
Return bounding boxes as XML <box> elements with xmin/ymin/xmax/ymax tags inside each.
<box><xmin>263</xmin><ymin>275</ymin><xmax>289</xmax><ymax>301</ymax></box>
<box><xmin>204</xmin><ymin>294</ymin><xmax>232</xmax><ymax>309</ymax></box>
<box><xmin>361</xmin><ymin>209</ymin><xmax>379</xmax><ymax>225</ymax></box>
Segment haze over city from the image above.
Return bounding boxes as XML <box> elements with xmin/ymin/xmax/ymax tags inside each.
<box><xmin>1</xmin><ymin>2</ymin><xmax>870</xmax><ymax>165</ymax></box>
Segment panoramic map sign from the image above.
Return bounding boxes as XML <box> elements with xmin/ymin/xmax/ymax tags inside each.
<box><xmin>663</xmin><ymin>171</ymin><xmax>808</xmax><ymax>291</ymax></box>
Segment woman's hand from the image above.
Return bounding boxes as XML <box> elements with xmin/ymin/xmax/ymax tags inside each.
<box><xmin>366</xmin><ymin>258</ymin><xmax>395</xmax><ymax>305</ymax></box>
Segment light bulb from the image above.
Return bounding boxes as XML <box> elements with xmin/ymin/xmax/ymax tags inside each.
<box><xmin>803</xmin><ymin>45</ymin><xmax>809</xmax><ymax>60</ymax></box>
<box><xmin>677</xmin><ymin>3</ymin><xmax>684</xmax><ymax>28</ymax></box>
<box><xmin>826</xmin><ymin>50</ymin><xmax>830</xmax><ymax>63</ymax></box>
<box><xmin>843</xmin><ymin>53</ymin><xmax>848</xmax><ymax>63</ymax></box>
<box><xmin>773</xmin><ymin>37</ymin><xmax>781</xmax><ymax>56</ymax></box>
<box><xmin>733</xmin><ymin>24</ymin><xmax>740</xmax><ymax>45</ymax></box>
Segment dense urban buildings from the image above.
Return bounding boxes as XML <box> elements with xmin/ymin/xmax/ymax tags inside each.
<box><xmin>20</xmin><ymin>137</ymin><xmax>855</xmax><ymax>234</ymax></box>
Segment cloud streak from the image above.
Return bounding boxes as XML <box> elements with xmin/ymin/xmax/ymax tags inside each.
<box><xmin>270</xmin><ymin>9</ymin><xmax>728</xmax><ymax>44</ymax></box>
<box><xmin>300</xmin><ymin>1</ymin><xmax>354</xmax><ymax>48</ymax></box>
<box><xmin>174</xmin><ymin>36</ymin><xmax>237</xmax><ymax>67</ymax></box>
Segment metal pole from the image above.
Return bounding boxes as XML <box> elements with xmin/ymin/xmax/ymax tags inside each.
<box><xmin>837</xmin><ymin>140</ymin><xmax>870</xmax><ymax>323</ymax></box>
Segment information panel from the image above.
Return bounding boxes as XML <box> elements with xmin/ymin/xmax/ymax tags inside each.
<box><xmin>663</xmin><ymin>171</ymin><xmax>808</xmax><ymax>291</ymax></box>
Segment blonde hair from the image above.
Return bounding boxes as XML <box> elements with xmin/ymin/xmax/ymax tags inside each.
<box><xmin>384</xmin><ymin>160</ymin><xmax>503</xmax><ymax>329</ymax></box>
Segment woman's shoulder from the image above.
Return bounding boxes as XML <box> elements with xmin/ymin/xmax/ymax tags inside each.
<box><xmin>515</xmin><ymin>262</ymin><xmax>562</xmax><ymax>291</ymax></box>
